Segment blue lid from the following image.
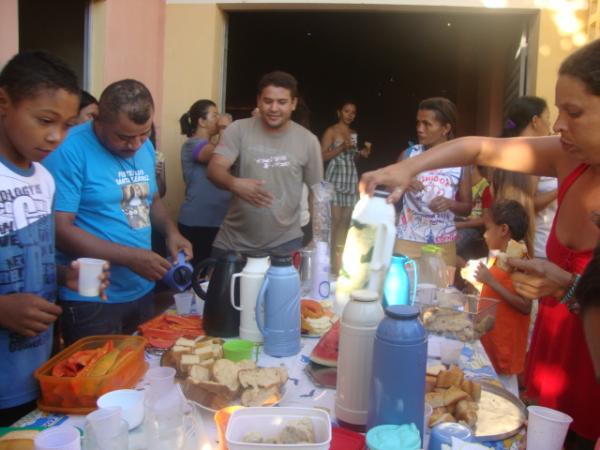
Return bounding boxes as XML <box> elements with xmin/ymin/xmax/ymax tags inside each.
<box><xmin>430</xmin><ymin>422</ymin><xmax>472</xmax><ymax>443</ymax></box>
<box><xmin>377</xmin><ymin>305</ymin><xmax>426</xmax><ymax>345</ymax></box>
<box><xmin>366</xmin><ymin>423</ymin><xmax>421</xmax><ymax>450</ymax></box>
<box><xmin>385</xmin><ymin>305</ymin><xmax>420</xmax><ymax>320</ymax></box>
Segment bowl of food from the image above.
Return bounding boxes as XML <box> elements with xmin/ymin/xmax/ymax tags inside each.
<box><xmin>225</xmin><ymin>407</ymin><xmax>332</xmax><ymax>450</ymax></box>
<box><xmin>416</xmin><ymin>289</ymin><xmax>498</xmax><ymax>342</ymax></box>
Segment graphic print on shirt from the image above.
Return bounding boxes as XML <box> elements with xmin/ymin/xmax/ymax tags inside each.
<box><xmin>249</xmin><ymin>144</ymin><xmax>296</xmax><ymax>221</ymax></box>
<box><xmin>397</xmin><ymin>145</ymin><xmax>462</xmax><ymax>244</ymax></box>
<box><xmin>0</xmin><ymin>171</ymin><xmax>55</xmax><ymax>353</ymax></box>
<box><xmin>115</xmin><ymin>169</ymin><xmax>151</xmax><ymax>229</ymax></box>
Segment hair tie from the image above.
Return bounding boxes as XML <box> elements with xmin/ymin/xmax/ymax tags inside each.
<box><xmin>505</xmin><ymin>119</ymin><xmax>517</xmax><ymax>129</ymax></box>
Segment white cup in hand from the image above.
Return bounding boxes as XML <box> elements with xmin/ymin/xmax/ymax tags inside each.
<box><xmin>77</xmin><ymin>258</ymin><xmax>106</xmax><ymax>297</ymax></box>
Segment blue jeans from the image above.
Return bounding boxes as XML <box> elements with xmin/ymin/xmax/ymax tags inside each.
<box><xmin>60</xmin><ymin>291</ymin><xmax>155</xmax><ymax>346</ymax></box>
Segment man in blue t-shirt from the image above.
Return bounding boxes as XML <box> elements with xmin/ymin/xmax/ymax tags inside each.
<box><xmin>44</xmin><ymin>79</ymin><xmax>192</xmax><ymax>345</ymax></box>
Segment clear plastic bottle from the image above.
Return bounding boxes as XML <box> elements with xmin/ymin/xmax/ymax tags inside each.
<box><xmin>417</xmin><ymin>244</ymin><xmax>448</xmax><ymax>288</ymax></box>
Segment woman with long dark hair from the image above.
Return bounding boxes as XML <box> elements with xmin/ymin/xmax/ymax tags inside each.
<box><xmin>177</xmin><ymin>100</ymin><xmax>231</xmax><ymax>265</ymax></box>
<box><xmin>321</xmin><ymin>101</ymin><xmax>371</xmax><ymax>273</ymax></box>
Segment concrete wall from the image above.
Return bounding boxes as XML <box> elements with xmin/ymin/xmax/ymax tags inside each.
<box><xmin>0</xmin><ymin>0</ymin><xmax>19</xmax><ymax>67</ymax></box>
<box><xmin>88</xmin><ymin>0</ymin><xmax>166</xmax><ymax>130</ymax></box>
<box><xmin>160</xmin><ymin>3</ymin><xmax>226</xmax><ymax>218</ymax></box>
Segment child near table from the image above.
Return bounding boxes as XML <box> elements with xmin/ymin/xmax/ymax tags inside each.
<box><xmin>475</xmin><ymin>200</ymin><xmax>531</xmax><ymax>396</ymax></box>
<box><xmin>0</xmin><ymin>52</ymin><xmax>106</xmax><ymax>426</ymax></box>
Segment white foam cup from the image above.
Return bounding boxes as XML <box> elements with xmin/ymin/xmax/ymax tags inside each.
<box><xmin>440</xmin><ymin>339</ymin><xmax>463</xmax><ymax>366</ymax></box>
<box><xmin>526</xmin><ymin>405</ymin><xmax>573</xmax><ymax>450</ymax></box>
<box><xmin>174</xmin><ymin>291</ymin><xmax>194</xmax><ymax>315</ymax></box>
<box><xmin>77</xmin><ymin>258</ymin><xmax>105</xmax><ymax>297</ymax></box>
<box><xmin>34</xmin><ymin>425</ymin><xmax>81</xmax><ymax>450</ymax></box>
<box><xmin>416</xmin><ymin>283</ymin><xmax>437</xmax><ymax>305</ymax></box>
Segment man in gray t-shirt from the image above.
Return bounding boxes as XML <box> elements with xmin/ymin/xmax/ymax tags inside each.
<box><xmin>208</xmin><ymin>71</ymin><xmax>323</xmax><ymax>254</ymax></box>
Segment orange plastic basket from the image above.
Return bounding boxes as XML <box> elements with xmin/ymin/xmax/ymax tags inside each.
<box><xmin>34</xmin><ymin>335</ymin><xmax>147</xmax><ymax>414</ymax></box>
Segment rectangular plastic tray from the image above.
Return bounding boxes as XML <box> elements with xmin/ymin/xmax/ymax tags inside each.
<box><xmin>34</xmin><ymin>335</ymin><xmax>147</xmax><ymax>414</ymax></box>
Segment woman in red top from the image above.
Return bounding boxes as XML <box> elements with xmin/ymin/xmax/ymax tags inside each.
<box><xmin>360</xmin><ymin>40</ymin><xmax>600</xmax><ymax>448</ymax></box>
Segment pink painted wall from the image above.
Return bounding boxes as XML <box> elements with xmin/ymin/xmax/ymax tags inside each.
<box><xmin>102</xmin><ymin>0</ymin><xmax>166</xmax><ymax>128</ymax></box>
<box><xmin>0</xmin><ymin>0</ymin><xmax>19</xmax><ymax>67</ymax></box>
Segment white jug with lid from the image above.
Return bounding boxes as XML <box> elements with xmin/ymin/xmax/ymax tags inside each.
<box><xmin>336</xmin><ymin>190</ymin><xmax>396</xmax><ymax>312</ymax></box>
<box><xmin>230</xmin><ymin>254</ymin><xmax>270</xmax><ymax>342</ymax></box>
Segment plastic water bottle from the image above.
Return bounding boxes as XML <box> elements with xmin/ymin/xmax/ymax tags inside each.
<box><xmin>336</xmin><ymin>290</ymin><xmax>384</xmax><ymax>431</ymax></box>
<box><xmin>367</xmin><ymin>305</ymin><xmax>428</xmax><ymax>438</ymax></box>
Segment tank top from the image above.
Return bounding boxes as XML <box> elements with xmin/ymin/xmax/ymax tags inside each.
<box><xmin>525</xmin><ymin>163</ymin><xmax>599</xmax><ymax>441</ymax></box>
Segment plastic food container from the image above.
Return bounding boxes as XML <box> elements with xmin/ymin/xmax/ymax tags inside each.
<box><xmin>225</xmin><ymin>407</ymin><xmax>332</xmax><ymax>450</ymax></box>
<box><xmin>35</xmin><ymin>335</ymin><xmax>147</xmax><ymax>414</ymax></box>
<box><xmin>416</xmin><ymin>291</ymin><xmax>498</xmax><ymax>342</ymax></box>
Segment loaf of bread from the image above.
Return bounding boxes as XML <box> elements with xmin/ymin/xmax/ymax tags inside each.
<box><xmin>425</xmin><ymin>364</ymin><xmax>482</xmax><ymax>430</ymax></box>
<box><xmin>184</xmin><ymin>358</ymin><xmax>286</xmax><ymax>410</ymax></box>
<box><xmin>496</xmin><ymin>239</ymin><xmax>528</xmax><ymax>272</ymax></box>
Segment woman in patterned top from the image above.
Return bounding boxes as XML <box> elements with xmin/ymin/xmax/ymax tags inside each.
<box><xmin>321</xmin><ymin>101</ymin><xmax>372</xmax><ymax>274</ymax></box>
<box><xmin>395</xmin><ymin>97</ymin><xmax>472</xmax><ymax>267</ymax></box>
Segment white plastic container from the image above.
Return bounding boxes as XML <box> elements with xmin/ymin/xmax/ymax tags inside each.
<box><xmin>77</xmin><ymin>258</ymin><xmax>105</xmax><ymax>297</ymax></box>
<box><xmin>336</xmin><ymin>191</ymin><xmax>396</xmax><ymax>311</ymax></box>
<box><xmin>225</xmin><ymin>407</ymin><xmax>332</xmax><ymax>450</ymax></box>
<box><xmin>230</xmin><ymin>254</ymin><xmax>270</xmax><ymax>342</ymax></box>
<box><xmin>335</xmin><ymin>290</ymin><xmax>384</xmax><ymax>429</ymax></box>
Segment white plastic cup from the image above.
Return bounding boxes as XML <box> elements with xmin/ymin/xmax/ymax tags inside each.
<box><xmin>77</xmin><ymin>258</ymin><xmax>105</xmax><ymax>297</ymax></box>
<box><xmin>416</xmin><ymin>283</ymin><xmax>437</xmax><ymax>305</ymax></box>
<box><xmin>34</xmin><ymin>425</ymin><xmax>81</xmax><ymax>450</ymax></box>
<box><xmin>146</xmin><ymin>366</ymin><xmax>176</xmax><ymax>395</ymax></box>
<box><xmin>86</xmin><ymin>406</ymin><xmax>122</xmax><ymax>438</ymax></box>
<box><xmin>174</xmin><ymin>292</ymin><xmax>194</xmax><ymax>315</ymax></box>
<box><xmin>526</xmin><ymin>406</ymin><xmax>573</xmax><ymax>450</ymax></box>
<box><xmin>440</xmin><ymin>339</ymin><xmax>463</xmax><ymax>366</ymax></box>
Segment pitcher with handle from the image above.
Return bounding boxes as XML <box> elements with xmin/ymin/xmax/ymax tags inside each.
<box><xmin>192</xmin><ymin>251</ymin><xmax>244</xmax><ymax>337</ymax></box>
<box><xmin>383</xmin><ymin>253</ymin><xmax>419</xmax><ymax>307</ymax></box>
<box><xmin>336</xmin><ymin>190</ymin><xmax>396</xmax><ymax>312</ymax></box>
<box><xmin>255</xmin><ymin>254</ymin><xmax>301</xmax><ymax>357</ymax></box>
<box><xmin>230</xmin><ymin>253</ymin><xmax>270</xmax><ymax>343</ymax></box>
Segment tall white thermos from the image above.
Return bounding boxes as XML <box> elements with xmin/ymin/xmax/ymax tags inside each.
<box><xmin>335</xmin><ymin>289</ymin><xmax>385</xmax><ymax>431</ymax></box>
<box><xmin>230</xmin><ymin>254</ymin><xmax>270</xmax><ymax>342</ymax></box>
<box><xmin>336</xmin><ymin>190</ymin><xmax>396</xmax><ymax>312</ymax></box>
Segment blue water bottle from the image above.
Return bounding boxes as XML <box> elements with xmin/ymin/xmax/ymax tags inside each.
<box><xmin>255</xmin><ymin>254</ymin><xmax>301</xmax><ymax>357</ymax></box>
<box><xmin>367</xmin><ymin>305</ymin><xmax>428</xmax><ymax>439</ymax></box>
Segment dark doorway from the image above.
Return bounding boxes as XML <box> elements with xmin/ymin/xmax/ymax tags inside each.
<box><xmin>19</xmin><ymin>0</ymin><xmax>88</xmax><ymax>85</ymax></box>
<box><xmin>225</xmin><ymin>11</ymin><xmax>528</xmax><ymax>171</ymax></box>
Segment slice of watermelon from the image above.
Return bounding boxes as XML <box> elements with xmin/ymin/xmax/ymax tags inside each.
<box><xmin>310</xmin><ymin>320</ymin><xmax>340</xmax><ymax>367</ymax></box>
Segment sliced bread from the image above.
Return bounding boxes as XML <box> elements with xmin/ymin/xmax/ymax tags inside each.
<box><xmin>240</xmin><ymin>385</ymin><xmax>281</xmax><ymax>407</ymax></box>
<box><xmin>238</xmin><ymin>367</ymin><xmax>288</xmax><ymax>389</ymax></box>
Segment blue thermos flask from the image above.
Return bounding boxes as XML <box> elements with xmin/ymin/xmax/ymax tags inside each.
<box><xmin>256</xmin><ymin>254</ymin><xmax>301</xmax><ymax>357</ymax></box>
<box><xmin>367</xmin><ymin>305</ymin><xmax>428</xmax><ymax>438</ymax></box>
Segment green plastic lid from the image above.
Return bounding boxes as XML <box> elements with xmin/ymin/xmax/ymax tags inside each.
<box><xmin>421</xmin><ymin>244</ymin><xmax>443</xmax><ymax>254</ymax></box>
<box><xmin>366</xmin><ymin>423</ymin><xmax>421</xmax><ymax>450</ymax></box>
